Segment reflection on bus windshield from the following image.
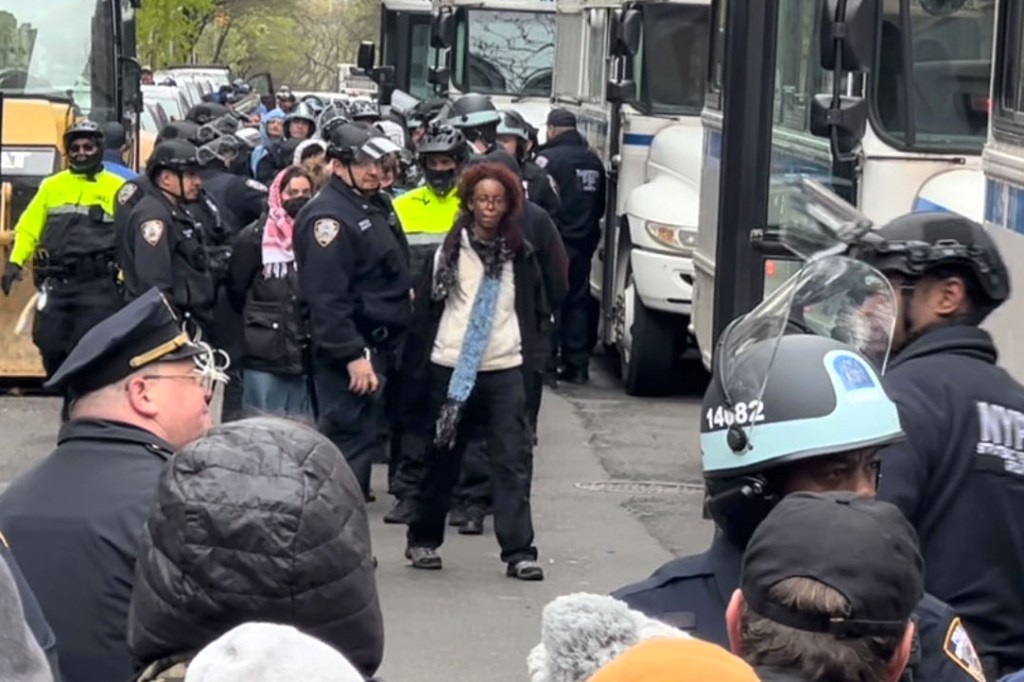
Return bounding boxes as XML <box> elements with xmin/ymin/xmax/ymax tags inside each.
<box><xmin>463</xmin><ymin>10</ymin><xmax>555</xmax><ymax>97</ymax></box>
<box><xmin>873</xmin><ymin>0</ymin><xmax>993</xmax><ymax>149</ymax></box>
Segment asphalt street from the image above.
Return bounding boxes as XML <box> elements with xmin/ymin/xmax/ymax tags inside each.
<box><xmin>0</xmin><ymin>354</ymin><xmax>712</xmax><ymax>682</ymax></box>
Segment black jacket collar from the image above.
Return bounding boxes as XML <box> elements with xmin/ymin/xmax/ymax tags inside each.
<box><xmin>58</xmin><ymin>419</ymin><xmax>175</xmax><ymax>459</ymax></box>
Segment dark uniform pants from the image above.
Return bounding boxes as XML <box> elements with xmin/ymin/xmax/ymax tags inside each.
<box><xmin>312</xmin><ymin>348</ymin><xmax>397</xmax><ymax>497</ymax></box>
<box><xmin>33</xmin><ymin>278</ymin><xmax>123</xmax><ymax>376</ymax></box>
<box><xmin>407</xmin><ymin>364</ymin><xmax>537</xmax><ymax>564</ymax></box>
<box><xmin>558</xmin><ymin>242</ymin><xmax>596</xmax><ymax>373</ymax></box>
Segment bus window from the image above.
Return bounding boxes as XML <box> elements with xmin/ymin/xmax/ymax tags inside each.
<box><xmin>584</xmin><ymin>10</ymin><xmax>607</xmax><ymax>102</ymax></box>
<box><xmin>872</xmin><ymin>0</ymin><xmax>993</xmax><ymax>151</ymax></box>
<box><xmin>554</xmin><ymin>12</ymin><xmax>583</xmax><ymax>100</ymax></box>
<box><xmin>631</xmin><ymin>4</ymin><xmax>708</xmax><ymax>115</ymax></box>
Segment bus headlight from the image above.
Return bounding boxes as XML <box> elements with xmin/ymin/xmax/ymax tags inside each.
<box><xmin>645</xmin><ymin>221</ymin><xmax>697</xmax><ymax>254</ymax></box>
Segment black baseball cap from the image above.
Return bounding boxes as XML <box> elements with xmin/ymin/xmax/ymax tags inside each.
<box><xmin>740</xmin><ymin>491</ymin><xmax>923</xmax><ymax>638</ymax></box>
<box><xmin>546</xmin><ymin>107</ymin><xmax>577</xmax><ymax>128</ymax></box>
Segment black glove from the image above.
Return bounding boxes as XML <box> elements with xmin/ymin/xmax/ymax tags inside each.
<box><xmin>1</xmin><ymin>262</ymin><xmax>21</xmax><ymax>296</ymax></box>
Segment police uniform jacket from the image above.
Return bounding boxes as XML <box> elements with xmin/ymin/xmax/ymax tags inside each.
<box><xmin>522</xmin><ymin>160</ymin><xmax>561</xmax><ymax>226</ymax></box>
<box><xmin>294</xmin><ymin>174</ymin><xmax>412</xmax><ymax>366</ymax></box>
<box><xmin>879</xmin><ymin>325</ymin><xmax>1024</xmax><ymax>675</ymax></box>
<box><xmin>199</xmin><ymin>168</ymin><xmax>267</xmax><ymax>236</ymax></box>
<box><xmin>613</xmin><ymin>533</ymin><xmax>985</xmax><ymax>682</ymax></box>
<box><xmin>535</xmin><ymin>131</ymin><xmax>606</xmax><ymax>248</ymax></box>
<box><xmin>10</xmin><ymin>168</ymin><xmax>125</xmax><ymax>282</ymax></box>
<box><xmin>0</xmin><ymin>420</ymin><xmax>174</xmax><ymax>682</ymax></box>
<box><xmin>116</xmin><ymin>181</ymin><xmax>217</xmax><ymax>330</ymax></box>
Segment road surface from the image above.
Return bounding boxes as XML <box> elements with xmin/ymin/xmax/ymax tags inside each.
<box><xmin>0</xmin><ymin>355</ymin><xmax>712</xmax><ymax>682</ymax></box>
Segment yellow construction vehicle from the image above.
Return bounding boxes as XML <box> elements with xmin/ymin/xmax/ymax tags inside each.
<box><xmin>0</xmin><ymin>0</ymin><xmax>144</xmax><ymax>378</ymax></box>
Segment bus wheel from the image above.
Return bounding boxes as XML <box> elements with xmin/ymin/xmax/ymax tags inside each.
<box><xmin>620</xmin><ymin>277</ymin><xmax>676</xmax><ymax>396</ymax></box>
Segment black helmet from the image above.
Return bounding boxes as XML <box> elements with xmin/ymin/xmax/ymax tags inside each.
<box><xmin>326</xmin><ymin>122</ymin><xmax>401</xmax><ymax>164</ymax></box>
<box><xmin>197</xmin><ymin>135</ymin><xmax>242</xmax><ymax>168</ymax></box>
<box><xmin>146</xmin><ymin>140</ymin><xmax>202</xmax><ymax>179</ymax></box>
<box><xmin>347</xmin><ymin>98</ymin><xmax>380</xmax><ymax>121</ymax></box>
<box><xmin>285</xmin><ymin>102</ymin><xmax>318</xmax><ymax>137</ymax></box>
<box><xmin>186</xmin><ymin>102</ymin><xmax>231</xmax><ymax>125</ymax></box>
<box><xmin>858</xmin><ymin>212</ymin><xmax>1010</xmax><ymax>309</ymax></box>
<box><xmin>100</xmin><ymin>121</ymin><xmax>126</xmax><ymax>150</ymax></box>
<box><xmin>408</xmin><ymin>96</ymin><xmax>450</xmax><ymax>129</ymax></box>
<box><xmin>317</xmin><ymin>105</ymin><xmax>350</xmax><ymax>141</ymax></box>
<box><xmin>446</xmin><ymin>93</ymin><xmax>500</xmax><ymax>129</ymax></box>
<box><xmin>63</xmin><ymin>120</ymin><xmax>105</xmax><ymax>175</ymax></box>
<box><xmin>63</xmin><ymin>120</ymin><xmax>104</xmax><ymax>151</ymax></box>
<box><xmin>496</xmin><ymin>110</ymin><xmax>530</xmax><ymax>140</ymax></box>
<box><xmin>418</xmin><ymin>123</ymin><xmax>468</xmax><ymax>162</ymax></box>
<box><xmin>156</xmin><ymin>121</ymin><xmax>201</xmax><ymax>146</ymax></box>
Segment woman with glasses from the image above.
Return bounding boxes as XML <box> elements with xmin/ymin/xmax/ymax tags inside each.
<box><xmin>400</xmin><ymin>161</ymin><xmax>549</xmax><ymax>581</ymax></box>
<box><xmin>228</xmin><ymin>166</ymin><xmax>314</xmax><ymax>416</ymax></box>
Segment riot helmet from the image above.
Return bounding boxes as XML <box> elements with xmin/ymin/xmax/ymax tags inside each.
<box><xmin>446</xmin><ymin>93</ymin><xmax>500</xmax><ymax>149</ymax></box>
<box><xmin>326</xmin><ymin>122</ymin><xmax>402</xmax><ymax>165</ymax></box>
<box><xmin>146</xmin><ymin>139</ymin><xmax>202</xmax><ymax>182</ymax></box>
<box><xmin>234</xmin><ymin>127</ymin><xmax>262</xmax><ymax>149</ymax></box>
<box><xmin>156</xmin><ymin>121</ymin><xmax>201</xmax><ymax>146</ymax></box>
<box><xmin>348</xmin><ymin>98</ymin><xmax>380</xmax><ymax>122</ymax></box>
<box><xmin>317</xmin><ymin>105</ymin><xmax>350</xmax><ymax>142</ymax></box>
<box><xmin>284</xmin><ymin>102</ymin><xmax>318</xmax><ymax>139</ymax></box>
<box><xmin>186</xmin><ymin>102</ymin><xmax>231</xmax><ymax>125</ymax></box>
<box><xmin>197</xmin><ymin>134</ymin><xmax>243</xmax><ymax>170</ymax></box>
<box><xmin>496</xmin><ymin>110</ymin><xmax>531</xmax><ymax>161</ymax></box>
<box><xmin>417</xmin><ymin>123</ymin><xmax>468</xmax><ymax>196</ymax></box>
<box><xmin>700</xmin><ymin>255</ymin><xmax>904</xmax><ymax>546</ymax></box>
<box><xmin>858</xmin><ymin>212</ymin><xmax>1010</xmax><ymax>323</ymax></box>
<box><xmin>63</xmin><ymin>120</ymin><xmax>105</xmax><ymax>175</ymax></box>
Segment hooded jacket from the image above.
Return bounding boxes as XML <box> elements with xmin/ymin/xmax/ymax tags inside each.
<box><xmin>127</xmin><ymin>418</ymin><xmax>384</xmax><ymax>678</ymax></box>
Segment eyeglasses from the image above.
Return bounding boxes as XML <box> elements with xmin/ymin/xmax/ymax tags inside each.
<box><xmin>68</xmin><ymin>142</ymin><xmax>98</xmax><ymax>154</ymax></box>
<box><xmin>141</xmin><ymin>371</ymin><xmax>215</xmax><ymax>394</ymax></box>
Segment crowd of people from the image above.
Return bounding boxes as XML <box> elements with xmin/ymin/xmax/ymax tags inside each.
<box><xmin>0</xmin><ymin>82</ymin><xmax>1021</xmax><ymax>682</ymax></box>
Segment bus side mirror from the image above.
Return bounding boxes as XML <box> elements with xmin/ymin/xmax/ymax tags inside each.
<box><xmin>431</xmin><ymin>10</ymin><xmax>455</xmax><ymax>49</ymax></box>
<box><xmin>119</xmin><ymin>58</ymin><xmax>142</xmax><ymax>113</ymax></box>
<box><xmin>810</xmin><ymin>94</ymin><xmax>867</xmax><ymax>154</ymax></box>
<box><xmin>428</xmin><ymin>67</ymin><xmax>450</xmax><ymax>87</ymax></box>
<box><xmin>610</xmin><ymin>8</ymin><xmax>641</xmax><ymax>58</ymax></box>
<box><xmin>819</xmin><ymin>0</ymin><xmax>876</xmax><ymax>72</ymax></box>
<box><xmin>357</xmin><ymin>42</ymin><xmax>376</xmax><ymax>72</ymax></box>
<box><xmin>606</xmin><ymin>79</ymin><xmax>635</xmax><ymax>103</ymax></box>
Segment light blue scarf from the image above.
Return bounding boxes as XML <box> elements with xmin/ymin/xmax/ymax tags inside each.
<box><xmin>432</xmin><ymin>231</ymin><xmax>510</xmax><ymax>449</ymax></box>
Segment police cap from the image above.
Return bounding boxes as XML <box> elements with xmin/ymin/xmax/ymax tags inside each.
<box><xmin>741</xmin><ymin>491</ymin><xmax>923</xmax><ymax>639</ymax></box>
<box><xmin>45</xmin><ymin>288</ymin><xmax>206</xmax><ymax>397</ymax></box>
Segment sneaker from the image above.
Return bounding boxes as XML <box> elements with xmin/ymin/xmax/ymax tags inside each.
<box><xmin>506</xmin><ymin>559</ymin><xmax>544</xmax><ymax>581</ymax></box>
<box><xmin>458</xmin><ymin>513</ymin><xmax>484</xmax><ymax>535</ymax></box>
<box><xmin>383</xmin><ymin>499</ymin><xmax>413</xmax><ymax>525</ymax></box>
<box><xmin>405</xmin><ymin>546</ymin><xmax>443</xmax><ymax>570</ymax></box>
<box><xmin>448</xmin><ymin>507</ymin><xmax>467</xmax><ymax>527</ymax></box>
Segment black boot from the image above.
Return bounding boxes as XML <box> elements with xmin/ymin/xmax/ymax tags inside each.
<box><xmin>383</xmin><ymin>498</ymin><xmax>413</xmax><ymax>524</ymax></box>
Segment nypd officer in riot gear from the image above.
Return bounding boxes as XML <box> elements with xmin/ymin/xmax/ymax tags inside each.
<box><xmin>1</xmin><ymin>120</ymin><xmax>126</xmax><ymax>376</ymax></box>
<box><xmin>496</xmin><ymin>110</ymin><xmax>560</xmax><ymax>222</ymax></box>
<box><xmin>196</xmin><ymin>132</ymin><xmax>268</xmax><ymax>234</ymax></box>
<box><xmin>855</xmin><ymin>213</ymin><xmax>1024</xmax><ymax>678</ymax></box>
<box><xmin>294</xmin><ymin>122</ymin><xmax>410</xmax><ymax>499</ymax></box>
<box><xmin>116</xmin><ymin>140</ymin><xmax>217</xmax><ymax>336</ymax></box>
<box><xmin>613</xmin><ymin>255</ymin><xmax>987</xmax><ymax>682</ymax></box>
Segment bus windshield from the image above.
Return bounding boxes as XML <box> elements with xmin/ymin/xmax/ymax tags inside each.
<box><xmin>635</xmin><ymin>4</ymin><xmax>708</xmax><ymax>115</ymax></box>
<box><xmin>0</xmin><ymin>0</ymin><xmax>117</xmax><ymax>121</ymax></box>
<box><xmin>454</xmin><ymin>9</ymin><xmax>555</xmax><ymax>97</ymax></box>
<box><xmin>872</xmin><ymin>0</ymin><xmax>994</xmax><ymax>151</ymax></box>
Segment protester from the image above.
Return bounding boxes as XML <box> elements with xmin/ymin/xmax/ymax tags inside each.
<box><xmin>588</xmin><ymin>638</ymin><xmax>760</xmax><ymax>682</ymax></box>
<box><xmin>400</xmin><ymin>161</ymin><xmax>547</xmax><ymax>580</ymax></box>
<box><xmin>227</xmin><ymin>167</ymin><xmax>313</xmax><ymax>415</ymax></box>
<box><xmin>127</xmin><ymin>417</ymin><xmax>384</xmax><ymax>679</ymax></box>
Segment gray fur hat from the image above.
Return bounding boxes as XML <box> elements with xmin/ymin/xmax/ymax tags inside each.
<box><xmin>527</xmin><ymin>593</ymin><xmax>690</xmax><ymax>682</ymax></box>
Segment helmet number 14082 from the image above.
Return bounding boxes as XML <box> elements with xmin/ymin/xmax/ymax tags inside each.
<box><xmin>706</xmin><ymin>401</ymin><xmax>765</xmax><ymax>430</ymax></box>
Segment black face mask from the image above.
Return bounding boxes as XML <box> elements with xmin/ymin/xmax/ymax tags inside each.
<box><xmin>424</xmin><ymin>167</ymin><xmax>456</xmax><ymax>196</ymax></box>
<box><xmin>282</xmin><ymin>196</ymin><xmax>310</xmax><ymax>218</ymax></box>
<box><xmin>68</xmin><ymin>149</ymin><xmax>104</xmax><ymax>176</ymax></box>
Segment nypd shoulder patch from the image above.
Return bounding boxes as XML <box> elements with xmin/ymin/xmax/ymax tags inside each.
<box><xmin>246</xmin><ymin>178</ymin><xmax>268</xmax><ymax>193</ymax></box>
<box><xmin>944</xmin><ymin>618</ymin><xmax>985</xmax><ymax>682</ymax></box>
<box><xmin>314</xmin><ymin>218</ymin><xmax>341</xmax><ymax>247</ymax></box>
<box><xmin>358</xmin><ymin>218</ymin><xmax>373</xmax><ymax>232</ymax></box>
<box><xmin>117</xmin><ymin>182</ymin><xmax>139</xmax><ymax>206</ymax></box>
<box><xmin>140</xmin><ymin>219</ymin><xmax>165</xmax><ymax>246</ymax></box>
<box><xmin>535</xmin><ymin>155</ymin><xmax>549</xmax><ymax>169</ymax></box>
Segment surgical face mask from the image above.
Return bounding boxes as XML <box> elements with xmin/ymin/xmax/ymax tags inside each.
<box><xmin>282</xmin><ymin>196</ymin><xmax>310</xmax><ymax>218</ymax></box>
<box><xmin>424</xmin><ymin>167</ymin><xmax>456</xmax><ymax>195</ymax></box>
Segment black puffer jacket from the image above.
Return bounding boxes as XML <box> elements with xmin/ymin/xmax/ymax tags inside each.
<box><xmin>127</xmin><ymin>417</ymin><xmax>383</xmax><ymax>677</ymax></box>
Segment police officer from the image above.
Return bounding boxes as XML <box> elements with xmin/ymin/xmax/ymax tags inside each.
<box><xmin>348</xmin><ymin>98</ymin><xmax>381</xmax><ymax>124</ymax></box>
<box><xmin>116</xmin><ymin>140</ymin><xmax>217</xmax><ymax>336</ymax></box>
<box><xmin>0</xmin><ymin>288</ymin><xmax>224</xmax><ymax>682</ymax></box>
<box><xmin>535</xmin><ymin>108</ymin><xmax>606</xmax><ymax>384</ymax></box>
<box><xmin>496</xmin><ymin>110</ymin><xmax>560</xmax><ymax>222</ymax></box>
<box><xmin>294</xmin><ymin>123</ymin><xmax>409</xmax><ymax>500</ymax></box>
<box><xmin>855</xmin><ymin>213</ymin><xmax>1024</xmax><ymax>678</ymax></box>
<box><xmin>1</xmin><ymin>120</ymin><xmax>126</xmax><ymax>376</ymax></box>
<box><xmin>612</xmin><ymin>261</ymin><xmax>986</xmax><ymax>682</ymax></box>
<box><xmin>196</xmin><ymin>132</ymin><xmax>268</xmax><ymax>234</ymax></box>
